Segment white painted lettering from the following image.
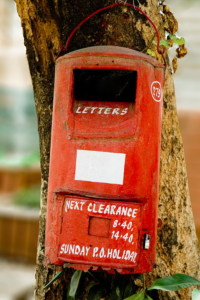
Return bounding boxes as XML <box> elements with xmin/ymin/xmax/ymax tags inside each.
<box><xmin>70</xmin><ymin>201</ymin><xmax>74</xmax><ymax>209</ymax></box>
<box><xmin>76</xmin><ymin>107</ymin><xmax>82</xmax><ymax>113</ymax></box>
<box><xmin>82</xmin><ymin>107</ymin><xmax>90</xmax><ymax>114</ymax></box>
<box><xmin>65</xmin><ymin>200</ymin><xmax>70</xmax><ymax>212</ymax></box>
<box><xmin>98</xmin><ymin>204</ymin><xmax>105</xmax><ymax>214</ymax></box>
<box><xmin>125</xmin><ymin>250</ymin><xmax>130</xmax><ymax>260</ymax></box>
<box><xmin>132</xmin><ymin>209</ymin><xmax>138</xmax><ymax>218</ymax></box>
<box><xmin>130</xmin><ymin>251</ymin><xmax>137</xmax><ymax>263</ymax></box>
<box><xmin>88</xmin><ymin>203</ymin><xmax>92</xmax><ymax>212</ymax></box>
<box><xmin>74</xmin><ymin>201</ymin><xmax>79</xmax><ymax>210</ymax></box>
<box><xmin>60</xmin><ymin>244</ymin><xmax>65</xmax><ymax>254</ymax></box>
<box><xmin>80</xmin><ymin>246</ymin><xmax>85</xmax><ymax>256</ymax></box>
<box><xmin>75</xmin><ymin>245</ymin><xmax>80</xmax><ymax>255</ymax></box>
<box><xmin>64</xmin><ymin>244</ymin><xmax>69</xmax><ymax>254</ymax></box>
<box><xmin>69</xmin><ymin>244</ymin><xmax>75</xmax><ymax>254</ymax></box>
<box><xmin>99</xmin><ymin>248</ymin><xmax>104</xmax><ymax>258</ymax></box>
<box><xmin>98</xmin><ymin>107</ymin><xmax>105</xmax><ymax>114</ymax></box>
<box><xmin>113</xmin><ymin>249</ymin><xmax>118</xmax><ymax>259</ymax></box>
<box><xmin>127</xmin><ymin>208</ymin><xmax>132</xmax><ymax>217</ymax></box>
<box><xmin>104</xmin><ymin>108</ymin><xmax>112</xmax><ymax>114</ymax></box>
<box><xmin>93</xmin><ymin>204</ymin><xmax>97</xmax><ymax>213</ymax></box>
<box><xmin>121</xmin><ymin>108</ymin><xmax>128</xmax><ymax>115</ymax></box>
<box><xmin>121</xmin><ymin>207</ymin><xmax>128</xmax><ymax>216</ymax></box>
<box><xmin>117</xmin><ymin>250</ymin><xmax>121</xmax><ymax>259</ymax></box>
<box><xmin>91</xmin><ymin>107</ymin><xmax>98</xmax><ymax>114</ymax></box>
<box><xmin>112</xmin><ymin>108</ymin><xmax>120</xmax><ymax>115</ymax></box>
<box><xmin>107</xmin><ymin>249</ymin><xmax>113</xmax><ymax>258</ymax></box>
<box><xmin>104</xmin><ymin>205</ymin><xmax>110</xmax><ymax>214</ymax></box>
<box><xmin>93</xmin><ymin>247</ymin><xmax>98</xmax><ymax>257</ymax></box>
<box><xmin>86</xmin><ymin>247</ymin><xmax>90</xmax><ymax>256</ymax></box>
<box><xmin>110</xmin><ymin>205</ymin><xmax>116</xmax><ymax>215</ymax></box>
<box><xmin>80</xmin><ymin>202</ymin><xmax>84</xmax><ymax>211</ymax></box>
<box><xmin>116</xmin><ymin>206</ymin><xmax>121</xmax><ymax>215</ymax></box>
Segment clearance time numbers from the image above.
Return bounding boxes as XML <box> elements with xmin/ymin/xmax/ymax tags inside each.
<box><xmin>113</xmin><ymin>220</ymin><xmax>133</xmax><ymax>229</ymax></box>
<box><xmin>111</xmin><ymin>231</ymin><xmax>134</xmax><ymax>244</ymax></box>
<box><xmin>111</xmin><ymin>220</ymin><xmax>134</xmax><ymax>244</ymax></box>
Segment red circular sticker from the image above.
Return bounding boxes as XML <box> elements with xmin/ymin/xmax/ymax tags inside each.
<box><xmin>151</xmin><ymin>81</ymin><xmax>162</xmax><ymax>102</ymax></box>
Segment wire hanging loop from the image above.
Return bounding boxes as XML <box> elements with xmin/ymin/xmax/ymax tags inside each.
<box><xmin>57</xmin><ymin>1</ymin><xmax>164</xmax><ymax>64</ymax></box>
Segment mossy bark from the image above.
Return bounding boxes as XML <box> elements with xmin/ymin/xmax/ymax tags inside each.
<box><xmin>15</xmin><ymin>0</ymin><xmax>200</xmax><ymax>299</ymax></box>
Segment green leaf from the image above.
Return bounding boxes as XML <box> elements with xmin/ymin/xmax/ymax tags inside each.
<box><xmin>44</xmin><ymin>270</ymin><xmax>65</xmax><ymax>290</ymax></box>
<box><xmin>40</xmin><ymin>245</ymin><xmax>45</xmax><ymax>252</ymax></box>
<box><xmin>148</xmin><ymin>274</ymin><xmax>200</xmax><ymax>292</ymax></box>
<box><xmin>147</xmin><ymin>49</ymin><xmax>155</xmax><ymax>57</ymax></box>
<box><xmin>88</xmin><ymin>284</ymin><xmax>107</xmax><ymax>300</ymax></box>
<box><xmin>111</xmin><ymin>274</ymin><xmax>128</xmax><ymax>300</ymax></box>
<box><xmin>153</xmin><ymin>40</ymin><xmax>170</xmax><ymax>48</ymax></box>
<box><xmin>192</xmin><ymin>289</ymin><xmax>200</xmax><ymax>300</ymax></box>
<box><xmin>67</xmin><ymin>270</ymin><xmax>84</xmax><ymax>300</ymax></box>
<box><xmin>144</xmin><ymin>295</ymin><xmax>153</xmax><ymax>300</ymax></box>
<box><xmin>124</xmin><ymin>291</ymin><xmax>145</xmax><ymax>300</ymax></box>
<box><xmin>124</xmin><ymin>281</ymin><xmax>138</xmax><ymax>298</ymax></box>
<box><xmin>88</xmin><ymin>283</ymin><xmax>100</xmax><ymax>291</ymax></box>
<box><xmin>169</xmin><ymin>34</ymin><xmax>185</xmax><ymax>45</ymax></box>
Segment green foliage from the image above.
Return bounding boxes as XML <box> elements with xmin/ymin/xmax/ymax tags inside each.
<box><xmin>14</xmin><ymin>186</ymin><xmax>40</xmax><ymax>208</ymax></box>
<box><xmin>148</xmin><ymin>274</ymin><xmax>200</xmax><ymax>292</ymax></box>
<box><xmin>124</xmin><ymin>291</ymin><xmax>145</xmax><ymax>300</ymax></box>
<box><xmin>111</xmin><ymin>274</ymin><xmax>128</xmax><ymax>300</ymax></box>
<box><xmin>20</xmin><ymin>151</ymin><xmax>40</xmax><ymax>167</ymax></box>
<box><xmin>67</xmin><ymin>270</ymin><xmax>84</xmax><ymax>300</ymax></box>
<box><xmin>153</xmin><ymin>40</ymin><xmax>170</xmax><ymax>48</ymax></box>
<box><xmin>0</xmin><ymin>151</ymin><xmax>40</xmax><ymax>168</ymax></box>
<box><xmin>88</xmin><ymin>283</ymin><xmax>107</xmax><ymax>300</ymax></box>
<box><xmin>44</xmin><ymin>270</ymin><xmax>66</xmax><ymax>290</ymax></box>
<box><xmin>169</xmin><ymin>34</ymin><xmax>185</xmax><ymax>45</ymax></box>
<box><xmin>123</xmin><ymin>280</ymin><xmax>138</xmax><ymax>298</ymax></box>
<box><xmin>147</xmin><ymin>49</ymin><xmax>155</xmax><ymax>57</ymax></box>
<box><xmin>43</xmin><ymin>266</ymin><xmax>200</xmax><ymax>300</ymax></box>
<box><xmin>192</xmin><ymin>288</ymin><xmax>200</xmax><ymax>300</ymax></box>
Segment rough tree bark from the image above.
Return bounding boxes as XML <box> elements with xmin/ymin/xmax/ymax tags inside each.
<box><xmin>15</xmin><ymin>0</ymin><xmax>200</xmax><ymax>299</ymax></box>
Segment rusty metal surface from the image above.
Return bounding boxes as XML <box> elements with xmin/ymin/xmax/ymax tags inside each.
<box><xmin>56</xmin><ymin>46</ymin><xmax>164</xmax><ymax>68</ymax></box>
<box><xmin>45</xmin><ymin>46</ymin><xmax>164</xmax><ymax>274</ymax></box>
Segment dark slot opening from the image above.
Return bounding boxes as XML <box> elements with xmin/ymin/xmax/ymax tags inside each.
<box><xmin>73</xmin><ymin>69</ymin><xmax>137</xmax><ymax>102</ymax></box>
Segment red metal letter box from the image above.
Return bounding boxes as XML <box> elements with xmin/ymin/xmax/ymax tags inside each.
<box><xmin>45</xmin><ymin>46</ymin><xmax>164</xmax><ymax>274</ymax></box>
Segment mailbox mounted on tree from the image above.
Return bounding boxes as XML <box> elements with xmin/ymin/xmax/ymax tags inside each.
<box><xmin>45</xmin><ymin>2</ymin><xmax>165</xmax><ymax>274</ymax></box>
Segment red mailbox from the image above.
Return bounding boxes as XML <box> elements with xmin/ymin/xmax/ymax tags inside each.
<box><xmin>45</xmin><ymin>45</ymin><xmax>164</xmax><ymax>274</ymax></box>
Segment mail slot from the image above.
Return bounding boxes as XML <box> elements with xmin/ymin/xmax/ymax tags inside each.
<box><xmin>45</xmin><ymin>46</ymin><xmax>164</xmax><ymax>274</ymax></box>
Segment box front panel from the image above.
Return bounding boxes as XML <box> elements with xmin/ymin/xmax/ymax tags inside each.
<box><xmin>58</xmin><ymin>197</ymin><xmax>142</xmax><ymax>268</ymax></box>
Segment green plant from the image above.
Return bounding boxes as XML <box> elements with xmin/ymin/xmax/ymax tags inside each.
<box><xmin>44</xmin><ymin>269</ymin><xmax>200</xmax><ymax>300</ymax></box>
<box><xmin>144</xmin><ymin>6</ymin><xmax>187</xmax><ymax>73</ymax></box>
<box><xmin>14</xmin><ymin>185</ymin><xmax>40</xmax><ymax>208</ymax></box>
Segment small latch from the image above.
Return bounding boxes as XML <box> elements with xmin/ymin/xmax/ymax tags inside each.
<box><xmin>143</xmin><ymin>234</ymin><xmax>150</xmax><ymax>250</ymax></box>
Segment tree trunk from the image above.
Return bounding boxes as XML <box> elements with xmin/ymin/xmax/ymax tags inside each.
<box><xmin>15</xmin><ymin>0</ymin><xmax>200</xmax><ymax>299</ymax></box>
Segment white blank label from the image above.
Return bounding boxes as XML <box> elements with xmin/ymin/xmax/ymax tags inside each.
<box><xmin>75</xmin><ymin>150</ymin><xmax>126</xmax><ymax>185</ymax></box>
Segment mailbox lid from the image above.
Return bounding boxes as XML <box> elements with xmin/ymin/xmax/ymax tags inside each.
<box><xmin>58</xmin><ymin>196</ymin><xmax>142</xmax><ymax>268</ymax></box>
<box><xmin>56</xmin><ymin>46</ymin><xmax>164</xmax><ymax>68</ymax></box>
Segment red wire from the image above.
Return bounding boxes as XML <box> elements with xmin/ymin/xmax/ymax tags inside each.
<box><xmin>63</xmin><ymin>3</ymin><xmax>119</xmax><ymax>52</ymax></box>
<box><xmin>125</xmin><ymin>3</ymin><xmax>162</xmax><ymax>55</ymax></box>
<box><xmin>58</xmin><ymin>1</ymin><xmax>165</xmax><ymax>63</ymax></box>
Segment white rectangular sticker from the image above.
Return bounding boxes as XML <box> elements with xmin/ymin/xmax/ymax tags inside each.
<box><xmin>75</xmin><ymin>150</ymin><xmax>126</xmax><ymax>185</ymax></box>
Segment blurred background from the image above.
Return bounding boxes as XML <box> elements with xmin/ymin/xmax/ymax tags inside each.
<box><xmin>0</xmin><ymin>0</ymin><xmax>199</xmax><ymax>299</ymax></box>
